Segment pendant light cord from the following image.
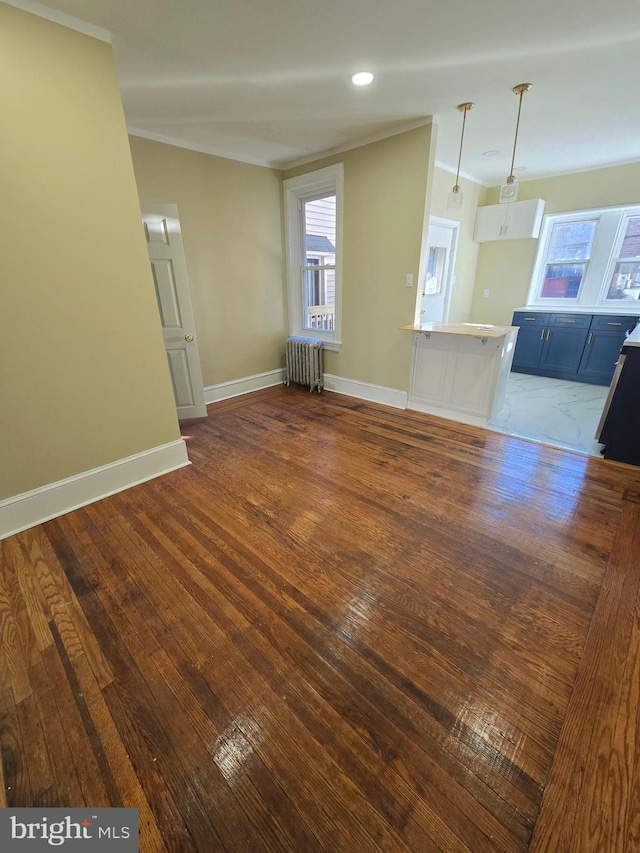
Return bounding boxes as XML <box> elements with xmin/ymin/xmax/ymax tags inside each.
<box><xmin>453</xmin><ymin>102</ymin><xmax>474</xmax><ymax>191</ymax></box>
<box><xmin>454</xmin><ymin>108</ymin><xmax>468</xmax><ymax>189</ymax></box>
<box><xmin>507</xmin><ymin>84</ymin><xmax>532</xmax><ymax>182</ymax></box>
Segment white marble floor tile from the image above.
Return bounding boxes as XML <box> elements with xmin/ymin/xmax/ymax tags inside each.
<box><xmin>489</xmin><ymin>373</ymin><xmax>609</xmax><ymax>456</ymax></box>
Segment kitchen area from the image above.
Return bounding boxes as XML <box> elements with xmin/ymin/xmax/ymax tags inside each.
<box><xmin>408</xmin><ymin>195</ymin><xmax>640</xmax><ymax>463</ymax></box>
<box><xmin>493</xmin><ymin>308</ymin><xmax>639</xmax><ymax>457</ymax></box>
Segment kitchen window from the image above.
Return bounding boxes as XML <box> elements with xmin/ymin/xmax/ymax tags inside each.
<box><xmin>527</xmin><ymin>204</ymin><xmax>640</xmax><ymax>311</ymax></box>
<box><xmin>603</xmin><ymin>214</ymin><xmax>640</xmax><ymax>302</ymax></box>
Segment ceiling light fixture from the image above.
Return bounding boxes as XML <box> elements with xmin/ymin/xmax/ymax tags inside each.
<box><xmin>351</xmin><ymin>71</ymin><xmax>374</xmax><ymax>86</ymax></box>
<box><xmin>500</xmin><ymin>83</ymin><xmax>532</xmax><ymax>203</ymax></box>
<box><xmin>447</xmin><ymin>101</ymin><xmax>474</xmax><ymax>209</ymax></box>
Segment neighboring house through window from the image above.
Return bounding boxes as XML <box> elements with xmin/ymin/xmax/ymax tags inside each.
<box><xmin>528</xmin><ymin>204</ymin><xmax>640</xmax><ymax>310</ymax></box>
<box><xmin>283</xmin><ymin>164</ymin><xmax>343</xmax><ymax>349</ymax></box>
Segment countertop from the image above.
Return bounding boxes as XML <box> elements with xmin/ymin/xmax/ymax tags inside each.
<box><xmin>514</xmin><ymin>306</ymin><xmax>640</xmax><ymax>316</ymax></box>
<box><xmin>624</xmin><ymin>324</ymin><xmax>640</xmax><ymax>348</ymax></box>
<box><xmin>400</xmin><ymin>322</ymin><xmax>517</xmax><ymax>339</ymax></box>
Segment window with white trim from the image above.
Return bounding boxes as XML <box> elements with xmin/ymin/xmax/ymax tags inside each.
<box><xmin>283</xmin><ymin>164</ymin><xmax>343</xmax><ymax>349</ymax></box>
<box><xmin>527</xmin><ymin>204</ymin><xmax>640</xmax><ymax>311</ymax></box>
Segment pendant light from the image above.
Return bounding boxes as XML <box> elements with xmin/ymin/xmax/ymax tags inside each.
<box><xmin>447</xmin><ymin>102</ymin><xmax>474</xmax><ymax>209</ymax></box>
<box><xmin>499</xmin><ymin>83</ymin><xmax>532</xmax><ymax>203</ymax></box>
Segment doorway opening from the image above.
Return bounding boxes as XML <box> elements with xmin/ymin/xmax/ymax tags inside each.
<box><xmin>415</xmin><ymin>216</ymin><xmax>459</xmax><ymax>324</ymax></box>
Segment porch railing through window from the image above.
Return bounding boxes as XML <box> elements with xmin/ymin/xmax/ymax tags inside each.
<box><xmin>307</xmin><ymin>304</ymin><xmax>335</xmax><ymax>330</ymax></box>
<box><xmin>303</xmin><ymin>265</ymin><xmax>335</xmax><ymax>331</ymax></box>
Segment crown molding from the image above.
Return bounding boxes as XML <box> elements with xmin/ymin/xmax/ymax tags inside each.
<box><xmin>434</xmin><ymin>159</ymin><xmax>489</xmax><ymax>187</ymax></box>
<box><xmin>280</xmin><ymin>118</ymin><xmax>434</xmax><ymax>171</ymax></box>
<box><xmin>127</xmin><ymin>129</ymin><xmax>274</xmax><ymax>169</ymax></box>
<box><xmin>2</xmin><ymin>0</ymin><xmax>111</xmax><ymax>42</ymax></box>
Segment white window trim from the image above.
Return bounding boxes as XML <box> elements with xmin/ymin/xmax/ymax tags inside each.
<box><xmin>527</xmin><ymin>203</ymin><xmax>640</xmax><ymax>313</ymax></box>
<box><xmin>283</xmin><ymin>164</ymin><xmax>343</xmax><ymax>350</ymax></box>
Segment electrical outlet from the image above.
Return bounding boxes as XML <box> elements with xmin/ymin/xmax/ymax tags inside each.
<box><xmin>405</xmin><ymin>273</ymin><xmax>414</xmax><ymax>287</ymax></box>
<box><xmin>483</xmin><ymin>289</ymin><xmax>490</xmax><ymax>298</ymax></box>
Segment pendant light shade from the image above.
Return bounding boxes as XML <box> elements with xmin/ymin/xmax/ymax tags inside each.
<box><xmin>447</xmin><ymin>102</ymin><xmax>474</xmax><ymax>209</ymax></box>
<box><xmin>499</xmin><ymin>83</ymin><xmax>532</xmax><ymax>203</ymax></box>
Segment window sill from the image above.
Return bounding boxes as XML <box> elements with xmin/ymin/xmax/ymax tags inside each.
<box><xmin>290</xmin><ymin>330</ymin><xmax>341</xmax><ymax>351</ymax></box>
<box><xmin>322</xmin><ymin>340</ymin><xmax>341</xmax><ymax>352</ymax></box>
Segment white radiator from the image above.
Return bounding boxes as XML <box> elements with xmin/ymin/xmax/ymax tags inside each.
<box><xmin>284</xmin><ymin>336</ymin><xmax>324</xmax><ymax>393</ymax></box>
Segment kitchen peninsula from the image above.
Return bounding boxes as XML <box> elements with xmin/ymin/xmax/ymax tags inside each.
<box><xmin>401</xmin><ymin>322</ymin><xmax>519</xmax><ymax>426</ymax></box>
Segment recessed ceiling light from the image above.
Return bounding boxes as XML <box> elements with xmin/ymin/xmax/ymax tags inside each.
<box><xmin>483</xmin><ymin>150</ymin><xmax>499</xmax><ymax>157</ymax></box>
<box><xmin>351</xmin><ymin>71</ymin><xmax>374</xmax><ymax>86</ymax></box>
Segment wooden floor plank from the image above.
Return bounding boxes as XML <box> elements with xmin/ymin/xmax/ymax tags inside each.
<box><xmin>14</xmin><ymin>690</ymin><xmax>54</xmax><ymax>803</ymax></box>
<box><xmin>2</xmin><ymin>385</ymin><xmax>640</xmax><ymax>850</ymax></box>
<box><xmin>27</xmin><ymin>658</ymin><xmax>85</xmax><ymax>807</ymax></box>
<box><xmin>0</xmin><ymin>562</ymin><xmax>32</xmax><ymax>704</ymax></box>
<box><xmin>0</xmin><ymin>689</ymin><xmax>31</xmax><ymax>806</ymax></box>
<box><xmin>530</xmin><ymin>500</ymin><xmax>640</xmax><ymax>852</ymax></box>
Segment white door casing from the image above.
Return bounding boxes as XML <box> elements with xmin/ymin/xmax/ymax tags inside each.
<box><xmin>142</xmin><ymin>204</ymin><xmax>207</xmax><ymax>420</ymax></box>
<box><xmin>416</xmin><ymin>217</ymin><xmax>459</xmax><ymax>323</ymax></box>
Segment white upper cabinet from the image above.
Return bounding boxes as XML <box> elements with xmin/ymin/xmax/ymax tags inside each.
<box><xmin>473</xmin><ymin>199</ymin><xmax>545</xmax><ymax>242</ymax></box>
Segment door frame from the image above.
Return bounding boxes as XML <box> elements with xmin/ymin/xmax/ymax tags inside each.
<box><xmin>415</xmin><ymin>215</ymin><xmax>460</xmax><ymax>324</ymax></box>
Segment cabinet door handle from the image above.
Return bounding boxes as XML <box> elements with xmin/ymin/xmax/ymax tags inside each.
<box><xmin>540</xmin><ymin>329</ymin><xmax>545</xmax><ymax>340</ymax></box>
<box><xmin>560</xmin><ymin>319</ymin><xmax>576</xmax><ymax>323</ymax></box>
<box><xmin>588</xmin><ymin>332</ymin><xmax>593</xmax><ymax>344</ymax></box>
<box><xmin>524</xmin><ymin>316</ymin><xmax>537</xmax><ymax>321</ymax></box>
<box><xmin>607</xmin><ymin>322</ymin><xmax>623</xmax><ymax>326</ymax></box>
<box><xmin>546</xmin><ymin>329</ymin><xmax>551</xmax><ymax>341</ymax></box>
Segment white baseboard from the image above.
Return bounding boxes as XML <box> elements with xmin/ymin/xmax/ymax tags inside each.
<box><xmin>204</xmin><ymin>368</ymin><xmax>285</xmax><ymax>404</ymax></box>
<box><xmin>0</xmin><ymin>439</ymin><xmax>190</xmax><ymax>541</ymax></box>
<box><xmin>203</xmin><ymin>368</ymin><xmax>408</xmax><ymax>410</ymax></box>
<box><xmin>407</xmin><ymin>398</ymin><xmax>488</xmax><ymax>428</ymax></box>
<box><xmin>323</xmin><ymin>374</ymin><xmax>408</xmax><ymax>409</ymax></box>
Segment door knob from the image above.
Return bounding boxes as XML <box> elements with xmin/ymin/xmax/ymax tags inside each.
<box><xmin>185</xmin><ymin>333</ymin><xmax>194</xmax><ymax>342</ymax></box>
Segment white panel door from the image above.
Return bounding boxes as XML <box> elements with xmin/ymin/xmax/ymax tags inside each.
<box><xmin>418</xmin><ymin>219</ymin><xmax>458</xmax><ymax>323</ymax></box>
<box><xmin>142</xmin><ymin>204</ymin><xmax>207</xmax><ymax>420</ymax></box>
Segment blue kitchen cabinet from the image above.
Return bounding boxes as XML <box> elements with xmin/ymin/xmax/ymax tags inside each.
<box><xmin>511</xmin><ymin>312</ymin><xmax>549</xmax><ymax>370</ymax></box>
<box><xmin>538</xmin><ymin>314</ymin><xmax>590</xmax><ymax>373</ymax></box>
<box><xmin>511</xmin><ymin>311</ymin><xmax>640</xmax><ymax>385</ymax></box>
<box><xmin>578</xmin><ymin>317</ymin><xmax>635</xmax><ymax>385</ymax></box>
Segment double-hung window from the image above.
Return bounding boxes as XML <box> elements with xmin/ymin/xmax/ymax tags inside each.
<box><xmin>283</xmin><ymin>164</ymin><xmax>343</xmax><ymax>350</ymax></box>
<box><xmin>528</xmin><ymin>204</ymin><xmax>640</xmax><ymax>310</ymax></box>
<box><xmin>603</xmin><ymin>214</ymin><xmax>640</xmax><ymax>302</ymax></box>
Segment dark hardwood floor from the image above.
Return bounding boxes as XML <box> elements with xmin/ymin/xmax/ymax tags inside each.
<box><xmin>2</xmin><ymin>385</ymin><xmax>640</xmax><ymax>851</ymax></box>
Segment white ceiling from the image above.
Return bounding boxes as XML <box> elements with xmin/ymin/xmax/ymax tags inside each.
<box><xmin>13</xmin><ymin>0</ymin><xmax>640</xmax><ymax>184</ymax></box>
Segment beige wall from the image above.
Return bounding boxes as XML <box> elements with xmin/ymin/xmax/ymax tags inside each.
<box><xmin>284</xmin><ymin>124</ymin><xmax>434</xmax><ymax>391</ymax></box>
<box><xmin>129</xmin><ymin>137</ymin><xmax>286</xmax><ymax>386</ymax></box>
<box><xmin>429</xmin><ymin>167</ymin><xmax>488</xmax><ymax>322</ymax></box>
<box><xmin>470</xmin><ymin>162</ymin><xmax>640</xmax><ymax>325</ymax></box>
<box><xmin>0</xmin><ymin>6</ymin><xmax>180</xmax><ymax>500</ymax></box>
